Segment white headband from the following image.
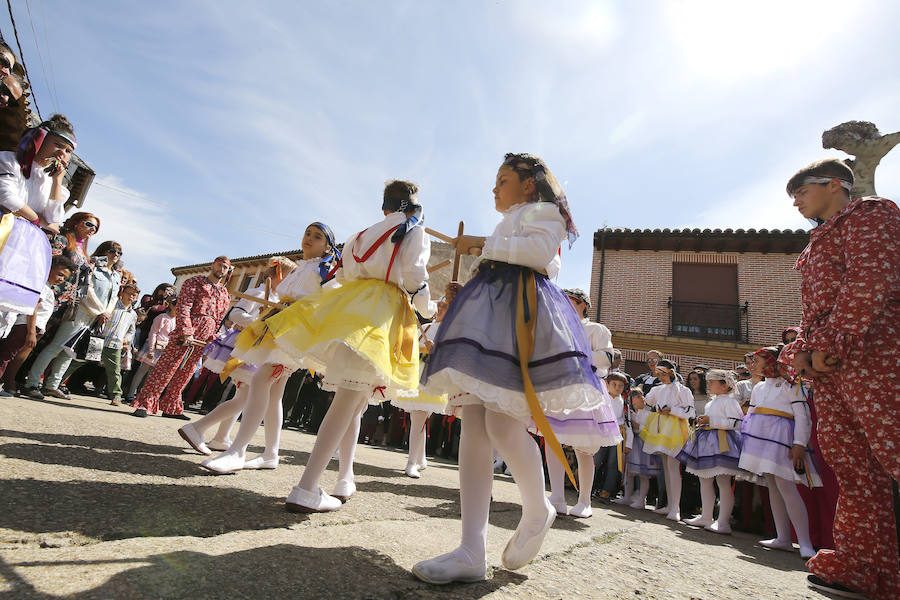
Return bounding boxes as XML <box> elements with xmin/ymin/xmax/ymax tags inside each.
<box><xmin>801</xmin><ymin>176</ymin><xmax>852</xmax><ymax>193</ymax></box>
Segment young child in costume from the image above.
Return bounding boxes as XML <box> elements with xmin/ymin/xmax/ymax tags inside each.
<box><xmin>176</xmin><ymin>262</ymin><xmax>288</xmax><ymax>458</ymax></box>
<box><xmin>639</xmin><ymin>359</ymin><xmax>695</xmax><ymax>521</ymax></box>
<box><xmin>591</xmin><ymin>372</ymin><xmax>633</xmax><ymax>506</ymax></box>
<box><xmin>740</xmin><ymin>345</ymin><xmax>820</xmax><ymax>558</ymax></box>
<box><xmin>396</xmin><ymin>297</ymin><xmax>449</xmax><ymax>479</ymax></box>
<box><xmin>616</xmin><ymin>387</ymin><xmax>663</xmax><ymax>508</ymax></box>
<box><xmin>127</xmin><ymin>296</ymin><xmax>176</xmax><ymax>401</ymax></box>
<box><xmin>677</xmin><ymin>369</ymin><xmax>743</xmax><ymax>533</ymax></box>
<box><xmin>543</xmin><ymin>289</ymin><xmax>621</xmax><ymax>518</ymax></box>
<box><xmin>545</xmin><ymin>289</ymin><xmax>622</xmax><ymax>518</ymax></box>
<box><xmin>413</xmin><ymin>153</ymin><xmax>607</xmax><ymax>584</ymax></box>
<box><xmin>263</xmin><ymin>181</ymin><xmax>435</xmax><ymax>511</ymax></box>
<box><xmin>781</xmin><ymin>159</ymin><xmax>899</xmax><ymax>600</ymax></box>
<box><xmin>199</xmin><ymin>226</ymin><xmax>340</xmax><ymax>474</ymax></box>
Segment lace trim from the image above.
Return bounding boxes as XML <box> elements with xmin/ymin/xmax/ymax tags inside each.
<box><xmin>685</xmin><ymin>466</ymin><xmax>744</xmax><ymax>478</ymax></box>
<box><xmin>425</xmin><ymin>368</ymin><xmax>604</xmax><ymax>421</ymax></box>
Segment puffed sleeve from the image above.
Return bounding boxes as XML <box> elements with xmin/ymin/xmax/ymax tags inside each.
<box><xmin>230</xmin><ymin>285</ymin><xmax>264</xmax><ymax>328</ymax></box>
<box><xmin>644</xmin><ymin>386</ymin><xmax>660</xmax><ymax>408</ymax></box>
<box><xmin>0</xmin><ymin>153</ymin><xmax>24</xmax><ymax>213</ymax></box>
<box><xmin>481</xmin><ymin>203</ymin><xmax>565</xmax><ymax>270</ymax></box>
<box><xmin>790</xmin><ymin>394</ymin><xmax>812</xmax><ymax>447</ymax></box>
<box><xmin>674</xmin><ymin>385</ymin><xmax>696</xmax><ymax>420</ymax></box>
<box><xmin>586</xmin><ymin>322</ymin><xmax>613</xmax><ymax>376</ymax></box>
<box><xmin>399</xmin><ymin>226</ymin><xmax>436</xmax><ymax>318</ymax></box>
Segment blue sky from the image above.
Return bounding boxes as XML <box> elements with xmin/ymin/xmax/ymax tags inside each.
<box><xmin>3</xmin><ymin>0</ymin><xmax>898</xmax><ymax>293</ymax></box>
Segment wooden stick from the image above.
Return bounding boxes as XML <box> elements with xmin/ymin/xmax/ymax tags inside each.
<box><xmin>427</xmin><ymin>259</ymin><xmax>451</xmax><ymax>274</ymax></box>
<box><xmin>425</xmin><ymin>227</ymin><xmax>455</xmax><ymax>244</ymax></box>
<box><xmin>231</xmin><ymin>291</ymin><xmax>289</xmax><ymax>310</ymax></box>
<box><xmin>451</xmin><ymin>221</ymin><xmax>464</xmax><ymax>282</ymax></box>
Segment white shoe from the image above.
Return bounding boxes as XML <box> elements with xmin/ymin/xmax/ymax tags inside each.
<box><xmin>418</xmin><ymin>459</ymin><xmax>428</xmax><ymax>470</ymax></box>
<box><xmin>569</xmin><ymin>502</ymin><xmax>593</xmax><ymax>518</ymax></box>
<box><xmin>800</xmin><ymin>545</ymin><xmax>817</xmax><ymax>559</ymax></box>
<box><xmin>285</xmin><ymin>486</ymin><xmax>342</xmax><ymax>513</ymax></box>
<box><xmin>178</xmin><ymin>424</ymin><xmax>211</xmax><ymax>456</ymax></box>
<box><xmin>549</xmin><ymin>499</ymin><xmax>568</xmax><ymax>516</ymax></box>
<box><xmin>612</xmin><ymin>496</ymin><xmax>632</xmax><ymax>506</ymax></box>
<box><xmin>411</xmin><ymin>549</ymin><xmax>487</xmax><ymax>585</ymax></box>
<box><xmin>684</xmin><ymin>515</ymin><xmax>713</xmax><ymax>527</ymax></box>
<box><xmin>332</xmin><ymin>479</ymin><xmax>356</xmax><ymax>502</ymax></box>
<box><xmin>629</xmin><ymin>498</ymin><xmax>647</xmax><ymax>509</ymax></box>
<box><xmin>759</xmin><ymin>538</ymin><xmax>795</xmax><ymax>552</ymax></box>
<box><xmin>200</xmin><ymin>453</ymin><xmax>245</xmax><ymax>474</ymax></box>
<box><xmin>501</xmin><ymin>499</ymin><xmax>555</xmax><ymax>570</ymax></box>
<box><xmin>405</xmin><ymin>464</ymin><xmax>421</xmax><ymax>479</ymax></box>
<box><xmin>653</xmin><ymin>506</ymin><xmax>669</xmax><ymax>515</ymax></box>
<box><xmin>665</xmin><ymin>511</ymin><xmax>681</xmax><ymax>522</ymax></box>
<box><xmin>244</xmin><ymin>455</ymin><xmax>278</xmax><ymax>470</ymax></box>
<box><xmin>207</xmin><ymin>438</ymin><xmax>231</xmax><ymax>452</ymax></box>
<box><xmin>705</xmin><ymin>522</ymin><xmax>732</xmax><ymax>535</ymax></box>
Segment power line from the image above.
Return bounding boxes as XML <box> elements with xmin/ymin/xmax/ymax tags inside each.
<box><xmin>37</xmin><ymin>0</ymin><xmax>60</xmax><ymax>111</ymax></box>
<box><xmin>92</xmin><ymin>180</ymin><xmax>298</xmax><ymax>240</ymax></box>
<box><xmin>5</xmin><ymin>0</ymin><xmax>41</xmax><ymax>120</ymax></box>
<box><xmin>23</xmin><ymin>0</ymin><xmax>57</xmax><ymax>112</ymax></box>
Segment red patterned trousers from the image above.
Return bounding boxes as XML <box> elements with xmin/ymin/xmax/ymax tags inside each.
<box><xmin>807</xmin><ymin>330</ymin><xmax>900</xmax><ymax>600</ymax></box>
<box><xmin>131</xmin><ymin>342</ymin><xmax>204</xmax><ymax>415</ymax></box>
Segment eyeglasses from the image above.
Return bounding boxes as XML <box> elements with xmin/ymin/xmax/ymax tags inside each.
<box><xmin>108</xmin><ymin>250</ymin><xmax>122</xmax><ymax>256</ymax></box>
<box><xmin>82</xmin><ymin>221</ymin><xmax>98</xmax><ymax>230</ymax></box>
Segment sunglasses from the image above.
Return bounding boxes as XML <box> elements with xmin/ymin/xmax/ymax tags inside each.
<box><xmin>82</xmin><ymin>221</ymin><xmax>98</xmax><ymax>230</ymax></box>
<box><xmin>108</xmin><ymin>250</ymin><xmax>122</xmax><ymax>256</ymax></box>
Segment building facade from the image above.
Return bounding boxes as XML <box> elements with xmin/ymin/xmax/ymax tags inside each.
<box><xmin>590</xmin><ymin>227</ymin><xmax>809</xmax><ymax>377</ymax></box>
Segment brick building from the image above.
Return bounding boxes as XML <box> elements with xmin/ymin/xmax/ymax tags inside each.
<box><xmin>590</xmin><ymin>227</ymin><xmax>809</xmax><ymax>377</ymax></box>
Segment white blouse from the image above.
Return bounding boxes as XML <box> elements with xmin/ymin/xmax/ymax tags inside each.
<box><xmin>339</xmin><ymin>213</ymin><xmax>435</xmax><ymax>318</ymax></box>
<box><xmin>645</xmin><ymin>381</ymin><xmax>696</xmax><ymax>421</ymax></box>
<box><xmin>0</xmin><ymin>151</ymin><xmax>68</xmax><ymax>224</ymax></box>
<box><xmin>609</xmin><ymin>394</ymin><xmax>634</xmax><ymax>449</ymax></box>
<box><xmin>481</xmin><ymin>202</ymin><xmax>565</xmax><ymax>278</ymax></box>
<box><xmin>749</xmin><ymin>378</ymin><xmax>812</xmax><ymax>447</ymax></box>
<box><xmin>582</xmin><ymin>318</ymin><xmax>613</xmax><ymax>376</ymax></box>
<box><xmin>701</xmin><ymin>393</ymin><xmax>744</xmax><ymax>430</ymax></box>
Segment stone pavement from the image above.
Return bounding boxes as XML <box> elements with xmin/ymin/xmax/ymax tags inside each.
<box><xmin>0</xmin><ymin>394</ymin><xmax>824</xmax><ymax>599</ymax></box>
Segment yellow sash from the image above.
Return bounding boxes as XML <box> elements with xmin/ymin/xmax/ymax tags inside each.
<box><xmin>516</xmin><ymin>269</ymin><xmax>577</xmax><ymax>489</ymax></box>
<box><xmin>617</xmin><ymin>424</ymin><xmax>626</xmax><ymax>474</ymax></box>
<box><xmin>752</xmin><ymin>407</ymin><xmax>794</xmax><ymax>419</ymax></box>
<box><xmin>220</xmin><ymin>357</ymin><xmax>244</xmax><ymax>383</ymax></box>
<box><xmin>0</xmin><ymin>213</ymin><xmax>17</xmax><ymax>255</ymax></box>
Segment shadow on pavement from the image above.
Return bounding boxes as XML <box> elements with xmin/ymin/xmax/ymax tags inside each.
<box><xmin>0</xmin><ymin>428</ymin><xmax>197</xmax><ymax>456</ymax></box>
<box><xmin>406</xmin><ymin>498</ymin><xmax>590</xmax><ymax>534</ymax></box>
<box><xmin>1</xmin><ymin>545</ymin><xmax>526</xmax><ymax>600</ymax></box>
<box><xmin>0</xmin><ymin>479</ymin><xmax>308</xmax><ymax>541</ymax></box>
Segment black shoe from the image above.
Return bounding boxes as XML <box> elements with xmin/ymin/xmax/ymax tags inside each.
<box><xmin>131</xmin><ymin>409</ymin><xmax>148</xmax><ymax>418</ymax></box>
<box><xmin>22</xmin><ymin>387</ymin><xmax>44</xmax><ymax>400</ymax></box>
<box><xmin>806</xmin><ymin>575</ymin><xmax>868</xmax><ymax>599</ymax></box>
<box><xmin>162</xmin><ymin>412</ymin><xmax>191</xmax><ymax>421</ymax></box>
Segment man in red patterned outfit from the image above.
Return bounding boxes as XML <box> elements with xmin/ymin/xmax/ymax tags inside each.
<box><xmin>779</xmin><ymin>159</ymin><xmax>899</xmax><ymax>600</ymax></box>
<box><xmin>131</xmin><ymin>257</ymin><xmax>232</xmax><ymax>419</ymax></box>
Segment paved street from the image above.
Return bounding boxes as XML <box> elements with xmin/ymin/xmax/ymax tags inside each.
<box><xmin>1</xmin><ymin>394</ymin><xmax>821</xmax><ymax>599</ymax></box>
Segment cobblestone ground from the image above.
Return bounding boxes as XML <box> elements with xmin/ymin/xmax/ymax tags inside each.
<box><xmin>0</xmin><ymin>394</ymin><xmax>824</xmax><ymax>599</ymax></box>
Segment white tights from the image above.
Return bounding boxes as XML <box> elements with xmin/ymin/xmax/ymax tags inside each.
<box><xmin>662</xmin><ymin>455</ymin><xmax>682</xmax><ymax>516</ymax></box>
<box><xmin>214</xmin><ymin>365</ymin><xmax>288</xmax><ymax>461</ymax></box>
<box><xmin>441</xmin><ymin>403</ymin><xmax>548</xmax><ymax>566</ymax></box>
<box><xmin>297</xmin><ymin>387</ymin><xmax>367</xmax><ymax>492</ymax></box>
<box><xmin>764</xmin><ymin>473</ymin><xmax>814</xmax><ymax>555</ymax></box>
<box><xmin>406</xmin><ymin>410</ymin><xmax>429</xmax><ymax>468</ymax></box>
<box><xmin>546</xmin><ymin>449</ymin><xmax>594</xmax><ymax>508</ymax></box>
<box><xmin>190</xmin><ymin>384</ymin><xmax>247</xmax><ymax>444</ymax></box>
<box><xmin>697</xmin><ymin>475</ymin><xmax>735</xmax><ymax>526</ymax></box>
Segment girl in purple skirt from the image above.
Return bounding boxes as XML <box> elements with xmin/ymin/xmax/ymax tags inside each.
<box><xmin>677</xmin><ymin>369</ymin><xmax>744</xmax><ymax>534</ymax></box>
<box><xmin>739</xmin><ymin>346</ymin><xmax>821</xmax><ymax>558</ymax></box>
<box><xmin>616</xmin><ymin>387</ymin><xmax>664</xmax><ymax>508</ymax></box>
<box><xmin>413</xmin><ymin>154</ymin><xmax>608</xmax><ymax>584</ymax></box>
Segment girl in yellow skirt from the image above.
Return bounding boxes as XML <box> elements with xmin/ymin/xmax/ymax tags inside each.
<box><xmin>395</xmin><ymin>297</ymin><xmax>449</xmax><ymax>479</ymax></box>
<box><xmin>199</xmin><ymin>223</ymin><xmax>340</xmax><ymax>474</ymax></box>
<box><xmin>267</xmin><ymin>180</ymin><xmax>436</xmax><ymax>512</ymax></box>
<box><xmin>639</xmin><ymin>359</ymin><xmax>695</xmax><ymax>521</ymax></box>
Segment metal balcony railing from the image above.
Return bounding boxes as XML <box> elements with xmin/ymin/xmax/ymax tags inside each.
<box><xmin>667</xmin><ymin>298</ymin><xmax>749</xmax><ymax>342</ymax></box>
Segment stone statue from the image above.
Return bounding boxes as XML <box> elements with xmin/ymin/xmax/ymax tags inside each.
<box><xmin>822</xmin><ymin>121</ymin><xmax>900</xmax><ymax>197</ymax></box>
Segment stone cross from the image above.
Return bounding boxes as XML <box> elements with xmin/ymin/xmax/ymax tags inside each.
<box><xmin>822</xmin><ymin>121</ymin><xmax>900</xmax><ymax>197</ymax></box>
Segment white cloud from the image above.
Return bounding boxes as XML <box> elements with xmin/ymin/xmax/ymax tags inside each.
<box><xmin>75</xmin><ymin>175</ymin><xmax>205</xmax><ymax>290</ymax></box>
